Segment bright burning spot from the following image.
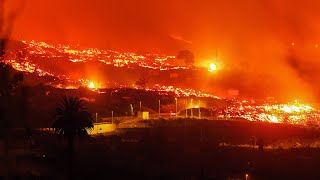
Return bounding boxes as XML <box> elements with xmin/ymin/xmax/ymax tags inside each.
<box><xmin>282</xmin><ymin>106</ymin><xmax>292</xmax><ymax>113</ymax></box>
<box><xmin>270</xmin><ymin>115</ymin><xmax>279</xmax><ymax>123</ymax></box>
<box><xmin>209</xmin><ymin>63</ymin><xmax>217</xmax><ymax>71</ymax></box>
<box><xmin>88</xmin><ymin>82</ymin><xmax>95</xmax><ymax>89</ymax></box>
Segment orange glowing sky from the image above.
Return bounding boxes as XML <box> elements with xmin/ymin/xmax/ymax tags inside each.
<box><xmin>7</xmin><ymin>0</ymin><xmax>320</xmax><ymax>52</ymax></box>
<box><xmin>4</xmin><ymin>0</ymin><xmax>320</xmax><ymax>101</ymax></box>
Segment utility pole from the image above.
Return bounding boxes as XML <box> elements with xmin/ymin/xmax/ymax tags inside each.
<box><xmin>158</xmin><ymin>100</ymin><xmax>161</xmax><ymax>118</ymax></box>
<box><xmin>130</xmin><ymin>104</ymin><xmax>133</xmax><ymax>117</ymax></box>
<box><xmin>185</xmin><ymin>100</ymin><xmax>188</xmax><ymax>118</ymax></box>
<box><xmin>198</xmin><ymin>99</ymin><xmax>201</xmax><ymax>119</ymax></box>
<box><xmin>191</xmin><ymin>99</ymin><xmax>193</xmax><ymax>117</ymax></box>
<box><xmin>175</xmin><ymin>98</ymin><xmax>178</xmax><ymax>118</ymax></box>
<box><xmin>95</xmin><ymin>112</ymin><xmax>98</xmax><ymax>134</ymax></box>
<box><xmin>139</xmin><ymin>101</ymin><xmax>142</xmax><ymax>112</ymax></box>
<box><xmin>111</xmin><ymin>111</ymin><xmax>114</xmax><ymax>124</ymax></box>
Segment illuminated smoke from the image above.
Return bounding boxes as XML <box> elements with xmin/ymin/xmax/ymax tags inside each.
<box><xmin>0</xmin><ymin>0</ymin><xmax>25</xmax><ymax>56</ymax></box>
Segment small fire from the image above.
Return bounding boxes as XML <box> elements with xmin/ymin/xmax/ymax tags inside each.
<box><xmin>88</xmin><ymin>82</ymin><xmax>96</xmax><ymax>89</ymax></box>
<box><xmin>209</xmin><ymin>63</ymin><xmax>217</xmax><ymax>71</ymax></box>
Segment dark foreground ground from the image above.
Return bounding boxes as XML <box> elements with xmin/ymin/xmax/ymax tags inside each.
<box><xmin>4</xmin><ymin>119</ymin><xmax>320</xmax><ymax>179</ymax></box>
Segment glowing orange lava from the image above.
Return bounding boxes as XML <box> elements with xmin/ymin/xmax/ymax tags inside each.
<box><xmin>1</xmin><ymin>40</ymin><xmax>190</xmax><ymax>88</ymax></box>
<box><xmin>2</xmin><ymin>40</ymin><xmax>320</xmax><ymax>126</ymax></box>
<box><xmin>225</xmin><ymin>100</ymin><xmax>320</xmax><ymax>125</ymax></box>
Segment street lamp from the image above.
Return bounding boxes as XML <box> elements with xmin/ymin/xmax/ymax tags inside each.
<box><xmin>175</xmin><ymin>98</ymin><xmax>178</xmax><ymax>118</ymax></box>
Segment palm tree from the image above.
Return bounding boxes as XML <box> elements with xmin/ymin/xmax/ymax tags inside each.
<box><xmin>52</xmin><ymin>96</ymin><xmax>94</xmax><ymax>179</ymax></box>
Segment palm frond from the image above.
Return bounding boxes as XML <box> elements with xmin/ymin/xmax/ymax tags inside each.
<box><xmin>52</xmin><ymin>96</ymin><xmax>93</xmax><ymax>141</ymax></box>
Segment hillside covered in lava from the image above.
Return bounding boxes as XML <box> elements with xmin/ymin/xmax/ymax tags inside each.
<box><xmin>1</xmin><ymin>39</ymin><xmax>318</xmax><ymax>101</ymax></box>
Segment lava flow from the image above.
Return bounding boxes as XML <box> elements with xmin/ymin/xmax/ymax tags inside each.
<box><xmin>21</xmin><ymin>40</ymin><xmax>181</xmax><ymax>70</ymax></box>
<box><xmin>225</xmin><ymin>100</ymin><xmax>320</xmax><ymax>126</ymax></box>
<box><xmin>1</xmin><ymin>40</ymin><xmax>187</xmax><ymax>88</ymax></box>
<box><xmin>1</xmin><ymin>40</ymin><xmax>320</xmax><ymax>126</ymax></box>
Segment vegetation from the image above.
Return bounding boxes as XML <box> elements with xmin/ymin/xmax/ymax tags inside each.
<box><xmin>177</xmin><ymin>50</ymin><xmax>195</xmax><ymax>67</ymax></box>
<box><xmin>0</xmin><ymin>37</ymin><xmax>24</xmax><ymax>178</ymax></box>
<box><xmin>52</xmin><ymin>96</ymin><xmax>94</xmax><ymax>150</ymax></box>
<box><xmin>52</xmin><ymin>96</ymin><xmax>93</xmax><ymax>179</ymax></box>
<box><xmin>135</xmin><ymin>76</ymin><xmax>148</xmax><ymax>89</ymax></box>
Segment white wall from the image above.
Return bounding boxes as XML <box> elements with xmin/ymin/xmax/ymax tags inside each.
<box><xmin>88</xmin><ymin>123</ymin><xmax>116</xmax><ymax>135</ymax></box>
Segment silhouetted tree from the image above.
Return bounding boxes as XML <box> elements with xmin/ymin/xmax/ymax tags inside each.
<box><xmin>177</xmin><ymin>50</ymin><xmax>195</xmax><ymax>67</ymax></box>
<box><xmin>135</xmin><ymin>76</ymin><xmax>148</xmax><ymax>89</ymax></box>
<box><xmin>1</xmin><ymin>1</ymin><xmax>26</xmax><ymax>178</ymax></box>
<box><xmin>52</xmin><ymin>96</ymin><xmax>94</xmax><ymax>179</ymax></box>
<box><xmin>0</xmin><ymin>62</ymin><xmax>24</xmax><ymax>95</ymax></box>
<box><xmin>0</xmin><ymin>47</ymin><xmax>24</xmax><ymax>179</ymax></box>
<box><xmin>0</xmin><ymin>63</ymin><xmax>24</xmax><ymax>128</ymax></box>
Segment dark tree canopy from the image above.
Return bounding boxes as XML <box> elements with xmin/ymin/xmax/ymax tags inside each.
<box><xmin>52</xmin><ymin>96</ymin><xmax>93</xmax><ymax>180</ymax></box>
<box><xmin>177</xmin><ymin>50</ymin><xmax>195</xmax><ymax>67</ymax></box>
<box><xmin>52</xmin><ymin>96</ymin><xmax>94</xmax><ymax>142</ymax></box>
<box><xmin>0</xmin><ymin>62</ymin><xmax>24</xmax><ymax>96</ymax></box>
<box><xmin>135</xmin><ymin>76</ymin><xmax>148</xmax><ymax>89</ymax></box>
<box><xmin>0</xmin><ymin>63</ymin><xmax>24</xmax><ymax>129</ymax></box>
